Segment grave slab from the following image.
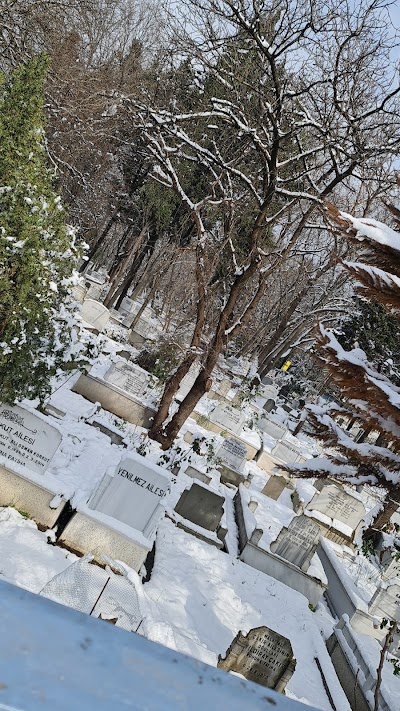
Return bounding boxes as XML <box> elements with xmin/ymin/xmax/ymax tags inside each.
<box><xmin>184</xmin><ymin>466</ymin><xmax>212</xmax><ymax>485</ymax></box>
<box><xmin>80</xmin><ymin>299</ymin><xmax>110</xmax><ymax>332</ymax></box>
<box><xmin>0</xmin><ymin>404</ymin><xmax>62</xmax><ymax>475</ymax></box>
<box><xmin>369</xmin><ymin>583</ymin><xmax>400</xmax><ymax>621</ymax></box>
<box><xmin>0</xmin><ymin>465</ymin><xmax>66</xmax><ymax>529</ymax></box>
<box><xmin>174</xmin><ymin>483</ymin><xmax>224</xmax><ymax>533</ymax></box>
<box><xmin>218</xmin><ymin>626</ymin><xmax>295</xmax><ymax>692</ymax></box>
<box><xmin>209</xmin><ymin>404</ymin><xmax>246</xmax><ymax>435</ymax></box>
<box><xmin>59</xmin><ymin>509</ymin><xmax>152</xmax><ymax>571</ymax></box>
<box><xmin>72</xmin><ymin>374</ymin><xmax>157</xmax><ymax>428</ymax></box>
<box><xmin>262</xmin><ymin>475</ymin><xmax>289</xmax><ymax>501</ymax></box>
<box><xmin>104</xmin><ymin>361</ymin><xmax>151</xmax><ymax>398</ymax></box>
<box><xmin>307</xmin><ymin>485</ymin><xmax>365</xmax><ymax>532</ymax></box>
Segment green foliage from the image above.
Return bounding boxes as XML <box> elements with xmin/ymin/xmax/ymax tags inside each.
<box><xmin>0</xmin><ymin>54</ymin><xmax>84</xmax><ymax>403</ymax></box>
<box><xmin>361</xmin><ymin>538</ymin><xmax>376</xmax><ymax>558</ymax></box>
<box><xmin>134</xmin><ymin>337</ymin><xmax>182</xmax><ymax>383</ymax></box>
<box><xmin>338</xmin><ymin>297</ymin><xmax>400</xmax><ymax>384</ymax></box>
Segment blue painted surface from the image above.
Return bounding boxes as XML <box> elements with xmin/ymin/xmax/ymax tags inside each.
<box><xmin>0</xmin><ymin>579</ymin><xmax>319</xmax><ymax>711</ymax></box>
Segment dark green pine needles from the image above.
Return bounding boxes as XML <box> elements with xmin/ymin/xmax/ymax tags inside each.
<box><xmin>0</xmin><ymin>54</ymin><xmax>82</xmax><ymax>403</ymax></box>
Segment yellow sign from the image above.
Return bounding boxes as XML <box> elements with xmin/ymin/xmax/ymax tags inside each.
<box><xmin>281</xmin><ymin>360</ymin><xmax>291</xmax><ymax>371</ymax></box>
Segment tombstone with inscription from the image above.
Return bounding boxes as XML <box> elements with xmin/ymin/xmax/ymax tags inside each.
<box><xmin>89</xmin><ymin>453</ymin><xmax>170</xmax><ymax>537</ymax></box>
<box><xmin>217</xmin><ymin>437</ymin><xmax>247</xmax><ymax>486</ymax></box>
<box><xmin>218</xmin><ymin>626</ymin><xmax>295</xmax><ymax>692</ymax></box>
<box><xmin>80</xmin><ymin>299</ymin><xmax>110</xmax><ymax>332</ymax></box>
<box><xmin>0</xmin><ymin>404</ymin><xmax>61</xmax><ymax>475</ymax></box>
<box><xmin>209</xmin><ymin>403</ymin><xmax>245</xmax><ymax>435</ymax></box>
<box><xmin>369</xmin><ymin>583</ymin><xmax>400</xmax><ymax>621</ymax></box>
<box><xmin>270</xmin><ymin>515</ymin><xmax>321</xmax><ymax>572</ymax></box>
<box><xmin>270</xmin><ymin>440</ymin><xmax>304</xmax><ymax>465</ymax></box>
<box><xmin>383</xmin><ymin>556</ymin><xmax>400</xmax><ymax>582</ymax></box>
<box><xmin>104</xmin><ymin>362</ymin><xmax>150</xmax><ymax>398</ymax></box>
<box><xmin>306</xmin><ymin>484</ymin><xmax>365</xmax><ymax>539</ymax></box>
<box><xmin>258</xmin><ymin>416</ymin><xmax>286</xmax><ymax>440</ymax></box>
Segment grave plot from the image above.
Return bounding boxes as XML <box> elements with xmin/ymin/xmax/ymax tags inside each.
<box><xmin>80</xmin><ymin>298</ymin><xmax>110</xmax><ymax>333</ymax></box>
<box><xmin>306</xmin><ymin>484</ymin><xmax>365</xmax><ymax>545</ymax></box>
<box><xmin>234</xmin><ymin>486</ymin><xmax>327</xmax><ymax>606</ymax></box>
<box><xmin>60</xmin><ymin>452</ymin><xmax>170</xmax><ymax>571</ymax></box>
<box><xmin>172</xmin><ymin>482</ymin><xmax>226</xmax><ymax>548</ymax></box>
<box><xmin>72</xmin><ymin>361</ymin><xmax>157</xmax><ymax>428</ymax></box>
<box><xmin>190</xmin><ymin>403</ymin><xmax>261</xmax><ymax>460</ymax></box>
<box><xmin>216</xmin><ymin>437</ymin><xmax>248</xmax><ymax>487</ymax></box>
<box><xmin>218</xmin><ymin>626</ymin><xmax>295</xmax><ymax>693</ymax></box>
<box><xmin>0</xmin><ymin>404</ymin><xmax>66</xmax><ymax>528</ymax></box>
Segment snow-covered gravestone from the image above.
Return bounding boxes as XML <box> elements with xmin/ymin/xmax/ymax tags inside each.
<box><xmin>104</xmin><ymin>361</ymin><xmax>150</xmax><ymax>398</ymax></box>
<box><xmin>307</xmin><ymin>484</ymin><xmax>365</xmax><ymax>531</ymax></box>
<box><xmin>258</xmin><ymin>417</ymin><xmax>286</xmax><ymax>440</ymax></box>
<box><xmin>218</xmin><ymin>626</ymin><xmax>295</xmax><ymax>692</ymax></box>
<box><xmin>174</xmin><ymin>483</ymin><xmax>224</xmax><ymax>532</ymax></box>
<box><xmin>80</xmin><ymin>298</ymin><xmax>110</xmax><ymax>331</ymax></box>
<box><xmin>218</xmin><ymin>437</ymin><xmax>247</xmax><ymax>473</ymax></box>
<box><xmin>270</xmin><ymin>515</ymin><xmax>321</xmax><ymax>572</ymax></box>
<box><xmin>369</xmin><ymin>583</ymin><xmax>400</xmax><ymax>621</ymax></box>
<box><xmin>270</xmin><ymin>440</ymin><xmax>303</xmax><ymax>464</ymax></box>
<box><xmin>209</xmin><ymin>403</ymin><xmax>245</xmax><ymax>434</ymax></box>
<box><xmin>89</xmin><ymin>453</ymin><xmax>170</xmax><ymax>537</ymax></box>
<box><xmin>0</xmin><ymin>404</ymin><xmax>61</xmax><ymax>475</ymax></box>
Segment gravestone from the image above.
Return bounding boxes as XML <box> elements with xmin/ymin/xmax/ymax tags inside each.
<box><xmin>369</xmin><ymin>583</ymin><xmax>400</xmax><ymax>621</ymax></box>
<box><xmin>218</xmin><ymin>626</ymin><xmax>295</xmax><ymax>691</ymax></box>
<box><xmin>271</xmin><ymin>440</ymin><xmax>303</xmax><ymax>464</ymax></box>
<box><xmin>175</xmin><ymin>483</ymin><xmax>224</xmax><ymax>532</ymax></box>
<box><xmin>258</xmin><ymin>417</ymin><xmax>286</xmax><ymax>440</ymax></box>
<box><xmin>210</xmin><ymin>403</ymin><xmax>245</xmax><ymax>434</ymax></box>
<box><xmin>383</xmin><ymin>556</ymin><xmax>400</xmax><ymax>582</ymax></box>
<box><xmin>213</xmin><ymin>379</ymin><xmax>232</xmax><ymax>397</ymax></box>
<box><xmin>307</xmin><ymin>484</ymin><xmax>365</xmax><ymax>529</ymax></box>
<box><xmin>185</xmin><ymin>466</ymin><xmax>212</xmax><ymax>486</ymax></box>
<box><xmin>218</xmin><ymin>437</ymin><xmax>247</xmax><ymax>472</ymax></box>
<box><xmin>80</xmin><ymin>299</ymin><xmax>110</xmax><ymax>331</ymax></box>
<box><xmin>262</xmin><ymin>475</ymin><xmax>288</xmax><ymax>501</ymax></box>
<box><xmin>0</xmin><ymin>403</ymin><xmax>62</xmax><ymax>475</ymax></box>
<box><xmin>89</xmin><ymin>453</ymin><xmax>169</xmax><ymax>536</ymax></box>
<box><xmin>270</xmin><ymin>515</ymin><xmax>320</xmax><ymax>572</ymax></box>
<box><xmin>104</xmin><ymin>361</ymin><xmax>150</xmax><ymax>398</ymax></box>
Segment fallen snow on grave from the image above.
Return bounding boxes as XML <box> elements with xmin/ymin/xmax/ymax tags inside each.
<box><xmin>0</xmin><ymin>507</ymin><xmax>77</xmax><ymax>592</ymax></box>
<box><xmin>142</xmin><ymin>518</ymin><xmax>349</xmax><ymax>710</ymax></box>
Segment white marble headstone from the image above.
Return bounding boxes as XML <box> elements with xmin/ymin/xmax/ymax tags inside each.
<box><xmin>80</xmin><ymin>299</ymin><xmax>110</xmax><ymax>331</ymax></box>
<box><xmin>258</xmin><ymin>417</ymin><xmax>286</xmax><ymax>440</ymax></box>
<box><xmin>271</xmin><ymin>441</ymin><xmax>303</xmax><ymax>464</ymax></box>
<box><xmin>104</xmin><ymin>362</ymin><xmax>150</xmax><ymax>398</ymax></box>
<box><xmin>270</xmin><ymin>515</ymin><xmax>321</xmax><ymax>571</ymax></box>
<box><xmin>89</xmin><ymin>453</ymin><xmax>170</xmax><ymax>536</ymax></box>
<box><xmin>210</xmin><ymin>403</ymin><xmax>245</xmax><ymax>434</ymax></box>
<box><xmin>218</xmin><ymin>437</ymin><xmax>247</xmax><ymax>472</ymax></box>
<box><xmin>0</xmin><ymin>404</ymin><xmax>61</xmax><ymax>475</ymax></box>
<box><xmin>176</xmin><ymin>362</ymin><xmax>202</xmax><ymax>401</ymax></box>
<box><xmin>307</xmin><ymin>485</ymin><xmax>365</xmax><ymax>530</ymax></box>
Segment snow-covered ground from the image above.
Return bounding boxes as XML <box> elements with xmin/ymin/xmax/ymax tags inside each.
<box><xmin>1</xmin><ymin>328</ymin><xmax>400</xmax><ymax>709</ymax></box>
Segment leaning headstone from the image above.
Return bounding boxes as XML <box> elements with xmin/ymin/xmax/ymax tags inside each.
<box><xmin>0</xmin><ymin>403</ymin><xmax>61</xmax><ymax>475</ymax></box>
<box><xmin>104</xmin><ymin>361</ymin><xmax>150</xmax><ymax>398</ymax></box>
<box><xmin>262</xmin><ymin>475</ymin><xmax>288</xmax><ymax>501</ymax></box>
<box><xmin>218</xmin><ymin>437</ymin><xmax>247</xmax><ymax>472</ymax></box>
<box><xmin>369</xmin><ymin>583</ymin><xmax>400</xmax><ymax>621</ymax></box>
<box><xmin>89</xmin><ymin>453</ymin><xmax>170</xmax><ymax>537</ymax></box>
<box><xmin>80</xmin><ymin>298</ymin><xmax>110</xmax><ymax>331</ymax></box>
<box><xmin>270</xmin><ymin>515</ymin><xmax>320</xmax><ymax>572</ymax></box>
<box><xmin>209</xmin><ymin>403</ymin><xmax>245</xmax><ymax>434</ymax></box>
<box><xmin>307</xmin><ymin>484</ymin><xmax>365</xmax><ymax>530</ymax></box>
<box><xmin>218</xmin><ymin>626</ymin><xmax>295</xmax><ymax>691</ymax></box>
<box><xmin>174</xmin><ymin>482</ymin><xmax>224</xmax><ymax>532</ymax></box>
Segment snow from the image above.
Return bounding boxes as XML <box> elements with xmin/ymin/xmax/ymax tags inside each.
<box><xmin>340</xmin><ymin>213</ymin><xmax>400</xmax><ymax>253</ymax></box>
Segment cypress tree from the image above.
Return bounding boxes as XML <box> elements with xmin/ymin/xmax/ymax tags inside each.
<box><xmin>0</xmin><ymin>54</ymin><xmax>84</xmax><ymax>403</ymax></box>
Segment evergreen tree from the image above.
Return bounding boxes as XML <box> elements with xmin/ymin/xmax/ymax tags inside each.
<box><xmin>0</xmin><ymin>54</ymin><xmax>86</xmax><ymax>403</ymax></box>
<box><xmin>286</xmin><ymin>201</ymin><xmax>400</xmax><ymax>522</ymax></box>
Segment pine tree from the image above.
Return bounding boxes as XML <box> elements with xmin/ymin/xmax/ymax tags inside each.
<box><xmin>286</xmin><ymin>201</ymin><xmax>400</xmax><ymax>523</ymax></box>
<box><xmin>0</xmin><ymin>55</ymin><xmax>85</xmax><ymax>404</ymax></box>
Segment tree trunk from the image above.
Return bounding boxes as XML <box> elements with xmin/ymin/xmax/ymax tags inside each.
<box><xmin>371</xmin><ymin>488</ymin><xmax>400</xmax><ymax>531</ymax></box>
